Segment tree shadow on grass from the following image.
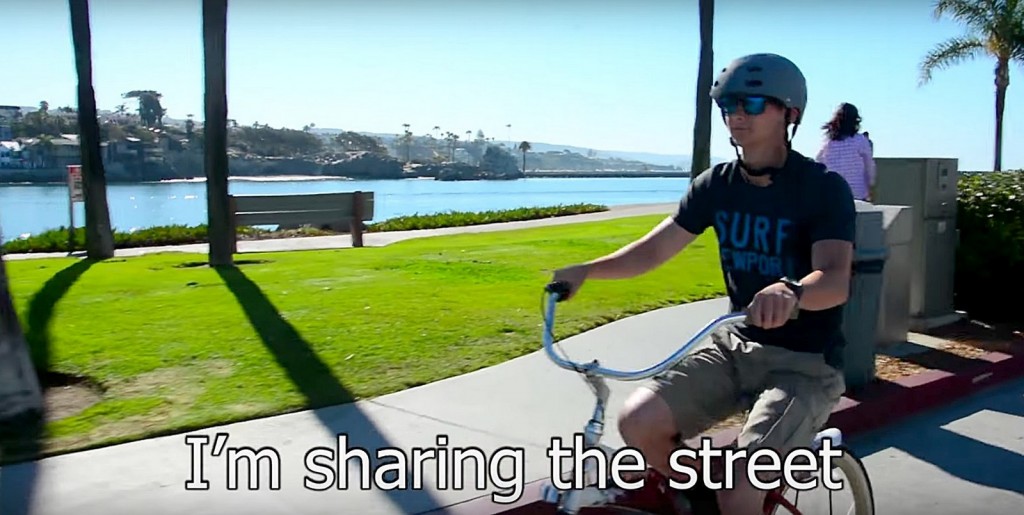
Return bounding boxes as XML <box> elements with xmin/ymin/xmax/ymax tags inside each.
<box><xmin>215</xmin><ymin>265</ymin><xmax>445</xmax><ymax>513</ymax></box>
<box><xmin>0</xmin><ymin>257</ymin><xmax>98</xmax><ymax>515</ymax></box>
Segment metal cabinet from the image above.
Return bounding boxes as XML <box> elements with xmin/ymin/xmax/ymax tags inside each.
<box><xmin>873</xmin><ymin>158</ymin><xmax>959</xmax><ymax>324</ymax></box>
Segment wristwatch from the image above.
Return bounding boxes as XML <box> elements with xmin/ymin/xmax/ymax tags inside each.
<box><xmin>778</xmin><ymin>277</ymin><xmax>804</xmax><ymax>300</ymax></box>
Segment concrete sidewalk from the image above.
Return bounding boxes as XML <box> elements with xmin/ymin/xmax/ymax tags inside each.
<box><xmin>0</xmin><ymin>296</ymin><xmax>734</xmax><ymax>515</ymax></box>
<box><xmin>3</xmin><ymin>202</ymin><xmax>679</xmax><ymax>261</ymax></box>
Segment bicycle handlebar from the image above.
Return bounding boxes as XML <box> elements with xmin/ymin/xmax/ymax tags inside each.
<box><xmin>542</xmin><ymin>281</ymin><xmax>748</xmax><ymax>381</ymax></box>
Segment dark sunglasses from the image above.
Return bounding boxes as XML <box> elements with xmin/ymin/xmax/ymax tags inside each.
<box><xmin>716</xmin><ymin>95</ymin><xmax>775</xmax><ymax>116</ymax></box>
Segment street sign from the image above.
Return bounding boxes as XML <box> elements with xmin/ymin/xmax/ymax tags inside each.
<box><xmin>66</xmin><ymin>165</ymin><xmax>82</xmax><ymax>252</ymax></box>
<box><xmin>67</xmin><ymin>165</ymin><xmax>83</xmax><ymax>202</ymax></box>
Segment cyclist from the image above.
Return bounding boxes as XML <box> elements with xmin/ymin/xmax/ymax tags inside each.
<box><xmin>551</xmin><ymin>53</ymin><xmax>856</xmax><ymax>514</ymax></box>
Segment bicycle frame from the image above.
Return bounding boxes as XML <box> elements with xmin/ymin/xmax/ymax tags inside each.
<box><xmin>540</xmin><ymin>281</ymin><xmax>749</xmax><ymax>514</ymax></box>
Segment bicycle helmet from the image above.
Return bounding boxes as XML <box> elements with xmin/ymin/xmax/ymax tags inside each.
<box><xmin>710</xmin><ymin>53</ymin><xmax>807</xmax><ymax>124</ymax></box>
<box><xmin>710</xmin><ymin>53</ymin><xmax>808</xmax><ymax>176</ymax></box>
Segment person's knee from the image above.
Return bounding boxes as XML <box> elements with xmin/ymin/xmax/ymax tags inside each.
<box><xmin>618</xmin><ymin>387</ymin><xmax>678</xmax><ymax>447</ymax></box>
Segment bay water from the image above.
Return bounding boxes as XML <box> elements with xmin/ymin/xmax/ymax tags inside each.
<box><xmin>0</xmin><ymin>176</ymin><xmax>691</xmax><ymax>242</ymax></box>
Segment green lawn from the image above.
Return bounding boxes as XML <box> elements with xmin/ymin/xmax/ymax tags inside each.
<box><xmin>3</xmin><ymin>214</ymin><xmax>724</xmax><ymax>460</ymax></box>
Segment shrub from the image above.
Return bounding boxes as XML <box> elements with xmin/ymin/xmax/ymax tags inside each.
<box><xmin>0</xmin><ymin>224</ymin><xmax>326</xmax><ymax>254</ymax></box>
<box><xmin>364</xmin><ymin>203</ymin><xmax>608</xmax><ymax>232</ymax></box>
<box><xmin>954</xmin><ymin>170</ymin><xmax>1024</xmax><ymax>321</ymax></box>
<box><xmin>1</xmin><ymin>204</ymin><xmax>609</xmax><ymax>254</ymax></box>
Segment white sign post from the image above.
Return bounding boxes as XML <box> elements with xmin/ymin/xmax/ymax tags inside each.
<box><xmin>67</xmin><ymin>165</ymin><xmax>83</xmax><ymax>251</ymax></box>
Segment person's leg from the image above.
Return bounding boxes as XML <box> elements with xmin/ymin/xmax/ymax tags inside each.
<box><xmin>619</xmin><ymin>330</ymin><xmax>745</xmax><ymax>481</ymax></box>
<box><xmin>716</xmin><ymin>341</ymin><xmax>846</xmax><ymax>515</ymax></box>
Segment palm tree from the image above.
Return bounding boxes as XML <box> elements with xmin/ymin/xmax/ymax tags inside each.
<box><xmin>68</xmin><ymin>0</ymin><xmax>115</xmax><ymax>259</ymax></box>
<box><xmin>690</xmin><ymin>0</ymin><xmax>714</xmax><ymax>178</ymax></box>
<box><xmin>0</xmin><ymin>252</ymin><xmax>43</xmax><ymax>426</ymax></box>
<box><xmin>919</xmin><ymin>0</ymin><xmax>1024</xmax><ymax>172</ymax></box>
<box><xmin>518</xmin><ymin>140</ymin><xmax>531</xmax><ymax>174</ymax></box>
<box><xmin>402</xmin><ymin>123</ymin><xmax>412</xmax><ymax>162</ymax></box>
<box><xmin>203</xmin><ymin>0</ymin><xmax>233</xmax><ymax>267</ymax></box>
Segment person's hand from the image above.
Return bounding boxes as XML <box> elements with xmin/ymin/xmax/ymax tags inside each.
<box><xmin>550</xmin><ymin>264</ymin><xmax>590</xmax><ymax>301</ymax></box>
<box><xmin>746</xmin><ymin>282</ymin><xmax>798</xmax><ymax>329</ymax></box>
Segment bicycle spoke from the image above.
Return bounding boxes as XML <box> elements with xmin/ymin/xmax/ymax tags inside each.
<box><xmin>768</xmin><ymin>450</ymin><xmax>873</xmax><ymax>515</ymax></box>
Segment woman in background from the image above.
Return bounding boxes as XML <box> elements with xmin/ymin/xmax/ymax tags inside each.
<box><xmin>816</xmin><ymin>103</ymin><xmax>876</xmax><ymax>201</ymax></box>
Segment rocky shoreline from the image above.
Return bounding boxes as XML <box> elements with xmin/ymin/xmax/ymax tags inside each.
<box><xmin>0</xmin><ymin>150</ymin><xmax>525</xmax><ymax>185</ymax></box>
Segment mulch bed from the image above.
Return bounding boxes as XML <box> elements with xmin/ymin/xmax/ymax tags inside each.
<box><xmin>703</xmin><ymin>315</ymin><xmax>1024</xmax><ymax>435</ymax></box>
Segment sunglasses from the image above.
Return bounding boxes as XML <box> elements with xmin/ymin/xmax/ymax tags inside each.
<box><xmin>716</xmin><ymin>95</ymin><xmax>777</xmax><ymax>116</ymax></box>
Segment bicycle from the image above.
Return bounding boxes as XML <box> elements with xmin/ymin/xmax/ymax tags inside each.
<box><xmin>536</xmin><ymin>281</ymin><xmax>875</xmax><ymax>515</ymax></box>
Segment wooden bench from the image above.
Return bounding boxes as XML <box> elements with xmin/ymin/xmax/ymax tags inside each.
<box><xmin>227</xmin><ymin>191</ymin><xmax>374</xmax><ymax>252</ymax></box>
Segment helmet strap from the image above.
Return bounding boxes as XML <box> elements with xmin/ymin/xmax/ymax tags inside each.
<box><xmin>784</xmin><ymin>109</ymin><xmax>801</xmax><ymax>149</ymax></box>
<box><xmin>725</xmin><ymin>110</ymin><xmax>795</xmax><ymax>179</ymax></box>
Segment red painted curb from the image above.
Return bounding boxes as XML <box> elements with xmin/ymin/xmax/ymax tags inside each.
<box><xmin>829</xmin><ymin>348</ymin><xmax>1024</xmax><ymax>437</ymax></box>
<box><xmin>422</xmin><ymin>347</ymin><xmax>1024</xmax><ymax>515</ymax></box>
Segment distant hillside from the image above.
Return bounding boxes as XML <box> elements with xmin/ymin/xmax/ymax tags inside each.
<box><xmin>309</xmin><ymin>128</ymin><xmax>729</xmax><ymax>172</ymax></box>
<box><xmin>521</xmin><ymin>141</ymin><xmax>732</xmax><ymax>169</ymax></box>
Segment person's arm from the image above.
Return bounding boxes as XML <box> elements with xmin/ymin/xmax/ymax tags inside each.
<box><xmin>798</xmin><ymin>172</ymin><xmax>857</xmax><ymax>310</ymax></box>
<box><xmin>580</xmin><ymin>167</ymin><xmax>717</xmax><ymax>281</ymax></box>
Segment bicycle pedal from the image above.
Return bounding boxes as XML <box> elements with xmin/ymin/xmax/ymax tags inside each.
<box><xmin>540</xmin><ymin>481</ymin><xmax>562</xmax><ymax>504</ymax></box>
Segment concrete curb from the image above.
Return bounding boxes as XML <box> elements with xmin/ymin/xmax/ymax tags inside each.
<box><xmin>425</xmin><ymin>346</ymin><xmax>1024</xmax><ymax>515</ymax></box>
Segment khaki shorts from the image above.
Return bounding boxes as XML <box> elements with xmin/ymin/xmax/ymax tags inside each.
<box><xmin>642</xmin><ymin>328</ymin><xmax>846</xmax><ymax>454</ymax></box>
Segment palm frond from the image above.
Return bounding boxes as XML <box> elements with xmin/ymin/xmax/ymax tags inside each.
<box><xmin>919</xmin><ymin>35</ymin><xmax>987</xmax><ymax>85</ymax></box>
<box><xmin>934</xmin><ymin>0</ymin><xmax>998</xmax><ymax>33</ymax></box>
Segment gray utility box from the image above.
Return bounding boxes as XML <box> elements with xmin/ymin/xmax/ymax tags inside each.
<box><xmin>873</xmin><ymin>204</ymin><xmax>913</xmax><ymax>347</ymax></box>
<box><xmin>872</xmin><ymin>158</ymin><xmax>960</xmax><ymax>327</ymax></box>
<box><xmin>840</xmin><ymin>201</ymin><xmax>887</xmax><ymax>391</ymax></box>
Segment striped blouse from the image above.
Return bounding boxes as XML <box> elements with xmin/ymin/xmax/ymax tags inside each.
<box><xmin>815</xmin><ymin>132</ymin><xmax>876</xmax><ymax>200</ymax></box>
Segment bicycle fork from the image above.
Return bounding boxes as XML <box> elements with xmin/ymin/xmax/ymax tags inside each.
<box><xmin>542</xmin><ymin>367</ymin><xmax>612</xmax><ymax>514</ymax></box>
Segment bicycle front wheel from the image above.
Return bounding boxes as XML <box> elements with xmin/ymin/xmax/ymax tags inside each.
<box><xmin>769</xmin><ymin>446</ymin><xmax>875</xmax><ymax>515</ymax></box>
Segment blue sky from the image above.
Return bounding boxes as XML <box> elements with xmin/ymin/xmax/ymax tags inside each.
<box><xmin>2</xmin><ymin>0</ymin><xmax>1021</xmax><ymax>171</ymax></box>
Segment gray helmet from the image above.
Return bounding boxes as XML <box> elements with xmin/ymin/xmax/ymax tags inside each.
<box><xmin>709</xmin><ymin>53</ymin><xmax>807</xmax><ymax>124</ymax></box>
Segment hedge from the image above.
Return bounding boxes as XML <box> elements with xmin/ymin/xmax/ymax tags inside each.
<box><xmin>0</xmin><ymin>204</ymin><xmax>608</xmax><ymax>255</ymax></box>
<box><xmin>955</xmin><ymin>170</ymin><xmax>1023</xmax><ymax>322</ymax></box>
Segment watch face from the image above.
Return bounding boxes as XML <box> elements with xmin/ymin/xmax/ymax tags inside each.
<box><xmin>782</xmin><ymin>278</ymin><xmax>802</xmax><ymax>296</ymax></box>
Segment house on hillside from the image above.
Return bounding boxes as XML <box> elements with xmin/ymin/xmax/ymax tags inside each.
<box><xmin>5</xmin><ymin>134</ymin><xmax>106</xmax><ymax>169</ymax></box>
<box><xmin>0</xmin><ymin>105</ymin><xmax>21</xmax><ymax>122</ymax></box>
<box><xmin>49</xmin><ymin>135</ymin><xmax>83</xmax><ymax>168</ymax></box>
<box><xmin>0</xmin><ymin>106</ymin><xmax>19</xmax><ymax>140</ymax></box>
<box><xmin>0</xmin><ymin>141</ymin><xmax>21</xmax><ymax>167</ymax></box>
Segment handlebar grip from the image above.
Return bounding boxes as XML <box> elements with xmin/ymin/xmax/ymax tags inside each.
<box><xmin>545</xmin><ymin>281</ymin><xmax>572</xmax><ymax>302</ymax></box>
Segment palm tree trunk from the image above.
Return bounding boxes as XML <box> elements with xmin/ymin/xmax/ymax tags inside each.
<box><xmin>0</xmin><ymin>253</ymin><xmax>43</xmax><ymax>424</ymax></box>
<box><xmin>993</xmin><ymin>58</ymin><xmax>1008</xmax><ymax>172</ymax></box>
<box><xmin>69</xmin><ymin>0</ymin><xmax>114</xmax><ymax>259</ymax></box>
<box><xmin>690</xmin><ymin>0</ymin><xmax>714</xmax><ymax>178</ymax></box>
<box><xmin>203</xmin><ymin>0</ymin><xmax>234</xmax><ymax>267</ymax></box>
<box><xmin>522</xmin><ymin>150</ymin><xmax>526</xmax><ymax>174</ymax></box>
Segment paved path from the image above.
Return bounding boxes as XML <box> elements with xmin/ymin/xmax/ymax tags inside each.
<box><xmin>1</xmin><ymin>294</ymin><xmax>1021</xmax><ymax>515</ymax></box>
<box><xmin>0</xmin><ymin>297</ymin><xmax>733</xmax><ymax>515</ymax></box>
<box><xmin>3</xmin><ymin>203</ymin><xmax>679</xmax><ymax>261</ymax></box>
<box><xmin>850</xmin><ymin>377</ymin><xmax>1024</xmax><ymax>514</ymax></box>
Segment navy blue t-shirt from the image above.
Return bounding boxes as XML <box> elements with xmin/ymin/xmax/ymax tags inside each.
<box><xmin>673</xmin><ymin>150</ymin><xmax>856</xmax><ymax>367</ymax></box>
